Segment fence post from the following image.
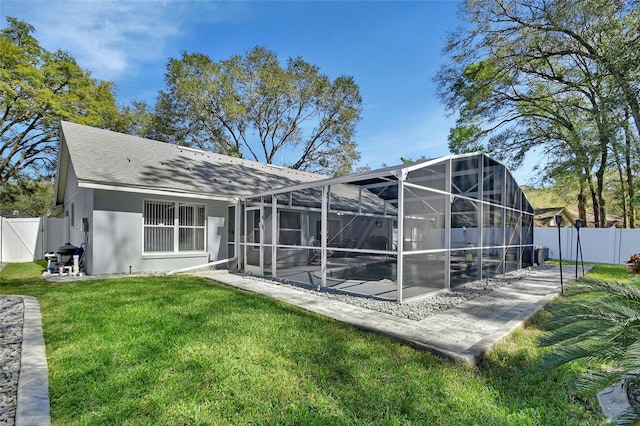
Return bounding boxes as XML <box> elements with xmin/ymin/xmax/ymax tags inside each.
<box><xmin>555</xmin><ymin>215</ymin><xmax>564</xmax><ymax>294</ymax></box>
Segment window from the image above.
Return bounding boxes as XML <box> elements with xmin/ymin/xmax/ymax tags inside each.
<box><xmin>279</xmin><ymin>211</ymin><xmax>301</xmax><ymax>246</ymax></box>
<box><xmin>144</xmin><ymin>201</ymin><xmax>205</xmax><ymax>253</ymax></box>
<box><xmin>179</xmin><ymin>204</ymin><xmax>206</xmax><ymax>251</ymax></box>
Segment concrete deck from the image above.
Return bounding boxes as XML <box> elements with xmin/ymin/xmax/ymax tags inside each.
<box><xmin>195</xmin><ymin>265</ymin><xmax>582</xmax><ymax>366</ymax></box>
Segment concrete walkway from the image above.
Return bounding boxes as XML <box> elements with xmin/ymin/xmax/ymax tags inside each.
<box><xmin>195</xmin><ymin>265</ymin><xmax>582</xmax><ymax>366</ymax></box>
<box><xmin>16</xmin><ymin>296</ymin><xmax>50</xmax><ymax>426</ymax></box>
<box><xmin>0</xmin><ymin>263</ymin><xmax>51</xmax><ymax>425</ymax></box>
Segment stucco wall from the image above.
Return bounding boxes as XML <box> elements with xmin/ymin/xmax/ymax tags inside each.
<box><xmin>62</xmin><ymin>164</ymin><xmax>93</xmax><ymax>272</ymax></box>
<box><xmin>91</xmin><ymin>189</ymin><xmax>229</xmax><ymax>275</ymax></box>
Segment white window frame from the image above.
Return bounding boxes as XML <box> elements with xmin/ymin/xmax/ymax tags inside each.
<box><xmin>143</xmin><ymin>200</ymin><xmax>206</xmax><ymax>254</ymax></box>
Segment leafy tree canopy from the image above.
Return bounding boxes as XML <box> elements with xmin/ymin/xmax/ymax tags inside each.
<box><xmin>0</xmin><ymin>179</ymin><xmax>54</xmax><ymax>216</ymax></box>
<box><xmin>0</xmin><ymin>17</ymin><xmax>120</xmax><ymax>184</ymax></box>
<box><xmin>148</xmin><ymin>47</ymin><xmax>363</xmax><ymax>176</ymax></box>
<box><xmin>436</xmin><ymin>0</ymin><xmax>640</xmax><ymax>227</ymax></box>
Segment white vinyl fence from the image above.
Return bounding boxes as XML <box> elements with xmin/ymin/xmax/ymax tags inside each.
<box><xmin>0</xmin><ymin>217</ymin><xmax>64</xmax><ymax>263</ymax></box>
<box><xmin>534</xmin><ymin>226</ymin><xmax>640</xmax><ymax>265</ymax></box>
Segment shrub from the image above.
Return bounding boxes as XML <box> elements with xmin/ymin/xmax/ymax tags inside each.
<box><xmin>540</xmin><ymin>278</ymin><xmax>640</xmax><ymax>424</ymax></box>
<box><xmin>626</xmin><ymin>254</ymin><xmax>640</xmax><ymax>275</ymax></box>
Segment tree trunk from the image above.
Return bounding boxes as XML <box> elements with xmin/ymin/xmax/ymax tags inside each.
<box><xmin>587</xmin><ymin>172</ymin><xmax>600</xmax><ymax>227</ymax></box>
<box><xmin>578</xmin><ymin>177</ymin><xmax>588</xmax><ymax>227</ymax></box>
<box><xmin>596</xmin><ymin>166</ymin><xmax>607</xmax><ymax>228</ymax></box>
<box><xmin>613</xmin><ymin>144</ymin><xmax>628</xmax><ymax>228</ymax></box>
<box><xmin>624</xmin><ymin>112</ymin><xmax>636</xmax><ymax>228</ymax></box>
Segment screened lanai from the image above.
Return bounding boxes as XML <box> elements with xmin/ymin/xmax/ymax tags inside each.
<box><xmin>231</xmin><ymin>152</ymin><xmax>534</xmax><ymax>303</ymax></box>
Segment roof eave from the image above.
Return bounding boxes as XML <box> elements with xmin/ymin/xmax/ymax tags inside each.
<box><xmin>78</xmin><ymin>180</ymin><xmax>236</xmax><ymax>202</ymax></box>
<box><xmin>53</xmin><ymin>123</ymin><xmax>69</xmax><ymax>206</ymax></box>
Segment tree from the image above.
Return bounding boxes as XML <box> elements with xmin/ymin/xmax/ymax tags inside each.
<box><xmin>116</xmin><ymin>101</ymin><xmax>156</xmax><ymax>137</ymax></box>
<box><xmin>447</xmin><ymin>121</ymin><xmax>484</xmax><ymax>154</ymax></box>
<box><xmin>436</xmin><ymin>0</ymin><xmax>640</xmax><ymax>227</ymax></box>
<box><xmin>0</xmin><ymin>17</ymin><xmax>120</xmax><ymax>184</ymax></box>
<box><xmin>0</xmin><ymin>179</ymin><xmax>54</xmax><ymax>216</ymax></box>
<box><xmin>150</xmin><ymin>47</ymin><xmax>362</xmax><ymax>176</ymax></box>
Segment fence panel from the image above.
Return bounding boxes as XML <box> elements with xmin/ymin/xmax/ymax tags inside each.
<box><xmin>1</xmin><ymin>217</ymin><xmax>43</xmax><ymax>262</ymax></box>
<box><xmin>0</xmin><ymin>217</ymin><xmax>65</xmax><ymax>263</ymax></box>
<box><xmin>534</xmin><ymin>226</ymin><xmax>640</xmax><ymax>264</ymax></box>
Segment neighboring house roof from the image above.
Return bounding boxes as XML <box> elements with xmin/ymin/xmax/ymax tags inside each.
<box><xmin>534</xmin><ymin>207</ymin><xmax>574</xmax><ymax>227</ymax></box>
<box><xmin>55</xmin><ymin>121</ymin><xmax>325</xmax><ymax>206</ymax></box>
<box><xmin>535</xmin><ymin>206</ymin><xmax>622</xmax><ymax>228</ymax></box>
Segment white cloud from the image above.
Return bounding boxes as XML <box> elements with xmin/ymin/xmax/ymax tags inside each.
<box><xmin>1</xmin><ymin>0</ymin><xmax>244</xmax><ymax>81</ymax></box>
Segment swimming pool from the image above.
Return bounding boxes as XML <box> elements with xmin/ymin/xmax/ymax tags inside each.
<box><xmin>331</xmin><ymin>261</ymin><xmax>397</xmax><ymax>282</ymax></box>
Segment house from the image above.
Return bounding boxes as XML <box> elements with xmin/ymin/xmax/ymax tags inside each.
<box><xmin>54</xmin><ymin>122</ymin><xmax>535</xmax><ymax>302</ymax></box>
<box><xmin>533</xmin><ymin>207</ymin><xmax>574</xmax><ymax>227</ymax></box>
<box><xmin>534</xmin><ymin>207</ymin><xmax>622</xmax><ymax>228</ymax></box>
<box><xmin>53</xmin><ymin>121</ymin><xmax>324</xmax><ymax>275</ymax></box>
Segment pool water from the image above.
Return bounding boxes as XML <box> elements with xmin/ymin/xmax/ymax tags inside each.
<box><xmin>332</xmin><ymin>261</ymin><xmax>397</xmax><ymax>281</ymax></box>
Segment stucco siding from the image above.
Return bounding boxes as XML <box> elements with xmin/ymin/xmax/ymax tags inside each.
<box><xmin>91</xmin><ymin>189</ymin><xmax>229</xmax><ymax>275</ymax></box>
<box><xmin>62</xmin><ymin>164</ymin><xmax>93</xmax><ymax>273</ymax></box>
<box><xmin>63</xmin><ymin>163</ymin><xmax>78</xmax><ymax>202</ymax></box>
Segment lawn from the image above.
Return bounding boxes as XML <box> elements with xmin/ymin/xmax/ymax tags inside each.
<box><xmin>1</xmin><ymin>262</ymin><xmax>605</xmax><ymax>425</ymax></box>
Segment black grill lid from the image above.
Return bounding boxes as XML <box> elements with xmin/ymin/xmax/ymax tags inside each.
<box><xmin>57</xmin><ymin>243</ymin><xmax>79</xmax><ymax>255</ymax></box>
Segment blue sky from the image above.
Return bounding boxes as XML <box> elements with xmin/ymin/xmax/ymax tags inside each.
<box><xmin>0</xmin><ymin>0</ymin><xmax>536</xmax><ymax>183</ymax></box>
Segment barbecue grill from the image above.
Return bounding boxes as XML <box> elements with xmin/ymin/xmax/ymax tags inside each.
<box><xmin>57</xmin><ymin>243</ymin><xmax>79</xmax><ymax>256</ymax></box>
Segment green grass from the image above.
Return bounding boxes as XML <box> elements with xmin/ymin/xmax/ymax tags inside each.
<box><xmin>1</xmin><ymin>262</ymin><xmax>604</xmax><ymax>425</ymax></box>
<box><xmin>585</xmin><ymin>263</ymin><xmax>631</xmax><ymax>282</ymax></box>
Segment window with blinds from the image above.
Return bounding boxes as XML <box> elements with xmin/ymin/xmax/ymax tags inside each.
<box><xmin>144</xmin><ymin>201</ymin><xmax>206</xmax><ymax>253</ymax></box>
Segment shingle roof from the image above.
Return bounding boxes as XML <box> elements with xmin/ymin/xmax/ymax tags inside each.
<box><xmin>59</xmin><ymin>121</ymin><xmax>325</xmax><ymax>198</ymax></box>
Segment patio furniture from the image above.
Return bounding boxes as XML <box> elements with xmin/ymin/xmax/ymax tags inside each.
<box><xmin>307</xmin><ymin>239</ymin><xmax>333</xmax><ymax>265</ymax></box>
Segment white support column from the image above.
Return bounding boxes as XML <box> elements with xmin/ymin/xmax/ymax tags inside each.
<box><xmin>234</xmin><ymin>200</ymin><xmax>241</xmax><ymax>270</ymax></box>
<box><xmin>242</xmin><ymin>200</ymin><xmax>247</xmax><ymax>273</ymax></box>
<box><xmin>259</xmin><ymin>200</ymin><xmax>264</xmax><ymax>274</ymax></box>
<box><xmin>518</xmin><ymin>211</ymin><xmax>523</xmax><ymax>269</ymax></box>
<box><xmin>397</xmin><ymin>176</ymin><xmax>405</xmax><ymax>303</ymax></box>
<box><xmin>445</xmin><ymin>159</ymin><xmax>452</xmax><ymax>290</ymax></box>
<box><xmin>478</xmin><ymin>157</ymin><xmax>484</xmax><ymax>280</ymax></box>
<box><xmin>502</xmin><ymin>171</ymin><xmax>507</xmax><ymax>273</ymax></box>
<box><xmin>271</xmin><ymin>194</ymin><xmax>278</xmax><ymax>278</ymax></box>
<box><xmin>321</xmin><ymin>185</ymin><xmax>328</xmax><ymax>288</ymax></box>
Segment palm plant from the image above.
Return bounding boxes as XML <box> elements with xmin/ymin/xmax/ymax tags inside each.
<box><xmin>540</xmin><ymin>277</ymin><xmax>640</xmax><ymax>425</ymax></box>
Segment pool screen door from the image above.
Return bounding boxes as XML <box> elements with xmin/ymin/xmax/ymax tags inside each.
<box><xmin>244</xmin><ymin>206</ymin><xmax>263</xmax><ymax>275</ymax></box>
